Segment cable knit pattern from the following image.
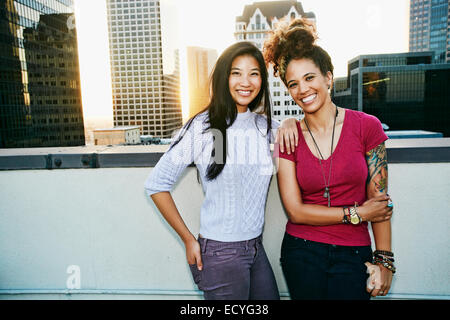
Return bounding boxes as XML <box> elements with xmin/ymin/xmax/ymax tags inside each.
<box><xmin>144</xmin><ymin>110</ymin><xmax>279</xmax><ymax>242</ymax></box>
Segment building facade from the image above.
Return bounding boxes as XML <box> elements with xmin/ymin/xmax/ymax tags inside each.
<box><xmin>234</xmin><ymin>1</ymin><xmax>315</xmax><ymax>122</ymax></box>
<box><xmin>409</xmin><ymin>0</ymin><xmax>450</xmax><ymax>63</ymax></box>
<box><xmin>93</xmin><ymin>125</ymin><xmax>140</xmax><ymax>145</ymax></box>
<box><xmin>186</xmin><ymin>46</ymin><xmax>217</xmax><ymax>120</ymax></box>
<box><xmin>106</xmin><ymin>0</ymin><xmax>182</xmax><ymax>139</ymax></box>
<box><xmin>0</xmin><ymin>0</ymin><xmax>85</xmax><ymax>148</ymax></box>
<box><xmin>332</xmin><ymin>52</ymin><xmax>450</xmax><ymax>137</ymax></box>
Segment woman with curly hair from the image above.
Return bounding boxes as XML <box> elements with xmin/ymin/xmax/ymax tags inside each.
<box><xmin>263</xmin><ymin>18</ymin><xmax>396</xmax><ymax>300</ymax></box>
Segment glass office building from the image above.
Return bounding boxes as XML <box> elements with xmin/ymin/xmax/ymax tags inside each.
<box><xmin>332</xmin><ymin>52</ymin><xmax>450</xmax><ymax>137</ymax></box>
<box><xmin>0</xmin><ymin>0</ymin><xmax>85</xmax><ymax>148</ymax></box>
<box><xmin>409</xmin><ymin>0</ymin><xmax>450</xmax><ymax>63</ymax></box>
<box><xmin>106</xmin><ymin>0</ymin><xmax>182</xmax><ymax>138</ymax></box>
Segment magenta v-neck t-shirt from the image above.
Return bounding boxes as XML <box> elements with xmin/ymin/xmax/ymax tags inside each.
<box><xmin>277</xmin><ymin>109</ymin><xmax>388</xmax><ymax>246</ymax></box>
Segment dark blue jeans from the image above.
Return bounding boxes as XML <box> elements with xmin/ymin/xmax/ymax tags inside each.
<box><xmin>189</xmin><ymin>235</ymin><xmax>280</xmax><ymax>300</ymax></box>
<box><xmin>280</xmin><ymin>233</ymin><xmax>372</xmax><ymax>300</ymax></box>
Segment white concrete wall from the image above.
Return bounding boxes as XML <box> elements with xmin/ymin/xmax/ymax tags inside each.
<box><xmin>0</xmin><ymin>163</ymin><xmax>449</xmax><ymax>299</ymax></box>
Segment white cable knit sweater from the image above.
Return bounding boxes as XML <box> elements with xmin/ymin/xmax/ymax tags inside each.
<box><xmin>144</xmin><ymin>109</ymin><xmax>279</xmax><ymax>242</ymax></box>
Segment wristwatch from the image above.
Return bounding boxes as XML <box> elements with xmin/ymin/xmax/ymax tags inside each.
<box><xmin>349</xmin><ymin>205</ymin><xmax>362</xmax><ymax>225</ymax></box>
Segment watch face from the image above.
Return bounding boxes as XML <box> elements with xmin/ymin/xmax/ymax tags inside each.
<box><xmin>350</xmin><ymin>215</ymin><xmax>360</xmax><ymax>224</ymax></box>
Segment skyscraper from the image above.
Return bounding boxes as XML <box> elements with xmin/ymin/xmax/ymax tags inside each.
<box><xmin>234</xmin><ymin>1</ymin><xmax>315</xmax><ymax>121</ymax></box>
<box><xmin>409</xmin><ymin>0</ymin><xmax>450</xmax><ymax>63</ymax></box>
<box><xmin>186</xmin><ymin>46</ymin><xmax>217</xmax><ymax>119</ymax></box>
<box><xmin>106</xmin><ymin>0</ymin><xmax>182</xmax><ymax>139</ymax></box>
<box><xmin>0</xmin><ymin>0</ymin><xmax>85</xmax><ymax>148</ymax></box>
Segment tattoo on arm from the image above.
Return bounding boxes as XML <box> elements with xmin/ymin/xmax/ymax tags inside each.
<box><xmin>366</xmin><ymin>142</ymin><xmax>388</xmax><ymax>194</ymax></box>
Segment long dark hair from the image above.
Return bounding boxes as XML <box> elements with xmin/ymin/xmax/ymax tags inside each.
<box><xmin>171</xmin><ymin>41</ymin><xmax>272</xmax><ymax>180</ymax></box>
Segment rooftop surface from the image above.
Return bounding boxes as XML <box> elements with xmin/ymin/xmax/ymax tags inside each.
<box><xmin>93</xmin><ymin>126</ymin><xmax>141</xmax><ymax>132</ymax></box>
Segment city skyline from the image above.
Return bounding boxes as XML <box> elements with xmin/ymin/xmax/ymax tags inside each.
<box><xmin>75</xmin><ymin>0</ymin><xmax>410</xmax><ymax>120</ymax></box>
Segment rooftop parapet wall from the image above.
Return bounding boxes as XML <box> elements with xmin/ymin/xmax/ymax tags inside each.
<box><xmin>0</xmin><ymin>139</ymin><xmax>449</xmax><ymax>300</ymax></box>
<box><xmin>1</xmin><ymin>138</ymin><xmax>450</xmax><ymax>170</ymax></box>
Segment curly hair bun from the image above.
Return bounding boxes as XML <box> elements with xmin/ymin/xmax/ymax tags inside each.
<box><xmin>263</xmin><ymin>18</ymin><xmax>317</xmax><ymax>78</ymax></box>
<box><xmin>284</xmin><ymin>19</ymin><xmax>317</xmax><ymax>53</ymax></box>
<box><xmin>263</xmin><ymin>17</ymin><xmax>332</xmax><ymax>83</ymax></box>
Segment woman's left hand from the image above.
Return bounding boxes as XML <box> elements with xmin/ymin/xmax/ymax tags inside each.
<box><xmin>371</xmin><ymin>264</ymin><xmax>393</xmax><ymax>297</ymax></box>
<box><xmin>276</xmin><ymin>118</ymin><xmax>298</xmax><ymax>154</ymax></box>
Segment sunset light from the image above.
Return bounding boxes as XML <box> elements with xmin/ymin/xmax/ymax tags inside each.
<box><xmin>74</xmin><ymin>0</ymin><xmax>409</xmax><ymax>122</ymax></box>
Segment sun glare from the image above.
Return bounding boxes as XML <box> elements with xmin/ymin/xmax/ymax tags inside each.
<box><xmin>179</xmin><ymin>47</ymin><xmax>190</xmax><ymax>124</ymax></box>
<box><xmin>74</xmin><ymin>0</ymin><xmax>410</xmax><ymax>120</ymax></box>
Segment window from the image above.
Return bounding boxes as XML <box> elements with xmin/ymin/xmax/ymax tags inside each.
<box><xmin>255</xmin><ymin>14</ymin><xmax>261</xmax><ymax>29</ymax></box>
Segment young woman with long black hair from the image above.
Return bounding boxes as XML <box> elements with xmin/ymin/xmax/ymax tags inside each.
<box><xmin>145</xmin><ymin>42</ymin><xmax>286</xmax><ymax>300</ymax></box>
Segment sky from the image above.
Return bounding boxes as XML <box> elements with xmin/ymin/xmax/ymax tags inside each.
<box><xmin>74</xmin><ymin>0</ymin><xmax>410</xmax><ymax>119</ymax></box>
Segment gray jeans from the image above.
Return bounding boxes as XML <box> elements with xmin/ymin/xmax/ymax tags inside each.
<box><xmin>189</xmin><ymin>235</ymin><xmax>280</xmax><ymax>300</ymax></box>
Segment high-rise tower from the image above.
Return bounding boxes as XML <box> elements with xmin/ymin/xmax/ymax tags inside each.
<box><xmin>106</xmin><ymin>0</ymin><xmax>182</xmax><ymax>138</ymax></box>
<box><xmin>0</xmin><ymin>0</ymin><xmax>85</xmax><ymax>148</ymax></box>
<box><xmin>186</xmin><ymin>46</ymin><xmax>217</xmax><ymax>119</ymax></box>
<box><xmin>409</xmin><ymin>0</ymin><xmax>450</xmax><ymax>63</ymax></box>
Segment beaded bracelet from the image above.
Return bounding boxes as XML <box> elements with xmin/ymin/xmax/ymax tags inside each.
<box><xmin>374</xmin><ymin>255</ymin><xmax>395</xmax><ymax>263</ymax></box>
<box><xmin>342</xmin><ymin>207</ymin><xmax>350</xmax><ymax>224</ymax></box>
<box><xmin>373</xmin><ymin>249</ymin><xmax>396</xmax><ymax>272</ymax></box>
<box><xmin>377</xmin><ymin>256</ymin><xmax>395</xmax><ymax>263</ymax></box>
<box><xmin>374</xmin><ymin>252</ymin><xmax>395</xmax><ymax>261</ymax></box>
<box><xmin>373</xmin><ymin>254</ymin><xmax>397</xmax><ymax>274</ymax></box>
<box><xmin>374</xmin><ymin>250</ymin><xmax>394</xmax><ymax>257</ymax></box>
<box><xmin>373</xmin><ymin>258</ymin><xmax>397</xmax><ymax>274</ymax></box>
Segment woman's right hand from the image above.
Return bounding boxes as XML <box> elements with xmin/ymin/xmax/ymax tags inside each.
<box><xmin>185</xmin><ymin>236</ymin><xmax>203</xmax><ymax>271</ymax></box>
<box><xmin>359</xmin><ymin>195</ymin><xmax>393</xmax><ymax>222</ymax></box>
<box><xmin>276</xmin><ymin>118</ymin><xmax>299</xmax><ymax>154</ymax></box>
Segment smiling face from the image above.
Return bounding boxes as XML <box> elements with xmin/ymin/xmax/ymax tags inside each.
<box><xmin>285</xmin><ymin>58</ymin><xmax>333</xmax><ymax>114</ymax></box>
<box><xmin>228</xmin><ymin>55</ymin><xmax>262</xmax><ymax>112</ymax></box>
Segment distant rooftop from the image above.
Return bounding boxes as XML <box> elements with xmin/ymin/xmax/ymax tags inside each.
<box><xmin>349</xmin><ymin>51</ymin><xmax>435</xmax><ymax>63</ymax></box>
<box><xmin>0</xmin><ymin>144</ymin><xmax>169</xmax><ymax>156</ymax></box>
<box><xmin>236</xmin><ymin>1</ymin><xmax>315</xmax><ymax>26</ymax></box>
<box><xmin>386</xmin><ymin>130</ymin><xmax>443</xmax><ymax>139</ymax></box>
<box><xmin>93</xmin><ymin>126</ymin><xmax>140</xmax><ymax>132</ymax></box>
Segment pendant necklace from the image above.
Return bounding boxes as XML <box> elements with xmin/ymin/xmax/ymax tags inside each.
<box><xmin>304</xmin><ymin>106</ymin><xmax>338</xmax><ymax>207</ymax></box>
